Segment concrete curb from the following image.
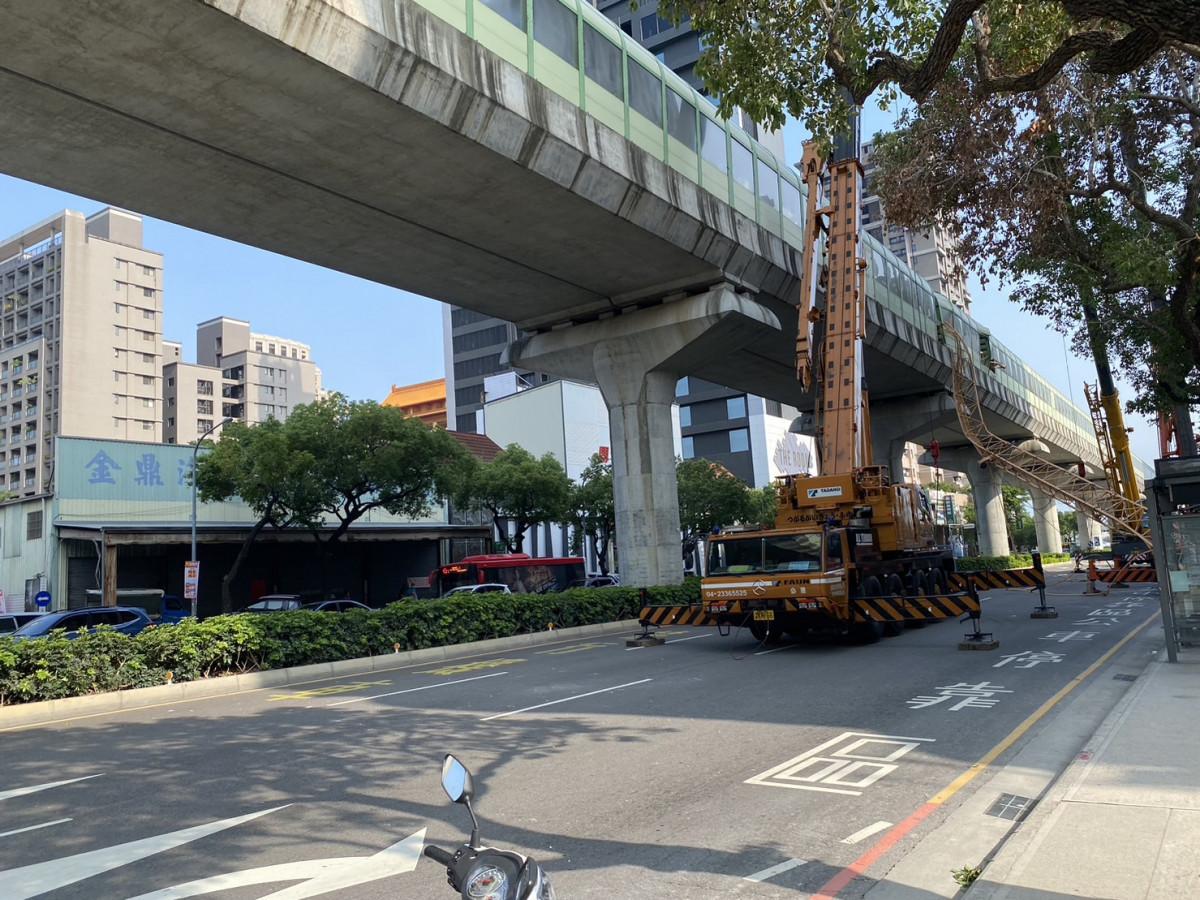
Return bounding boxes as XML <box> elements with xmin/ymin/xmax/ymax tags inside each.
<box><xmin>0</xmin><ymin>618</ymin><xmax>639</xmax><ymax>729</ymax></box>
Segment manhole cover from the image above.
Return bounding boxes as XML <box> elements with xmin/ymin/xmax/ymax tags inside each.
<box><xmin>985</xmin><ymin>793</ymin><xmax>1033</xmax><ymax>821</ymax></box>
<box><xmin>1112</xmin><ymin>674</ymin><xmax>1138</xmax><ymax>682</ymax></box>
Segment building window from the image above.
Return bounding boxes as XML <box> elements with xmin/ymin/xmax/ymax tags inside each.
<box><xmin>167</xmin><ymin>376</ymin><xmax>174</xmax><ymax>387</ymax></box>
<box><xmin>197</xmin><ymin>380</ymin><xmax>213</xmax><ymax>396</ymax></box>
<box><xmin>142</xmin><ymin>398</ymin><xmax>154</xmax><ymax>408</ymax></box>
<box><xmin>143</xmin><ymin>287</ymin><xmax>154</xmax><ymax>298</ymax></box>
<box><xmin>679</xmin><ymin>405</ymin><xmax>691</xmax><ymax>427</ymax></box>
<box><xmin>142</xmin><ymin>421</ymin><xmax>153</xmax><ymax>431</ymax></box>
<box><xmin>168</xmin><ymin>417</ymin><xmax>175</xmax><ymax>427</ymax></box>
<box><xmin>142</xmin><ymin>375</ymin><xmax>153</xmax><ymax>385</ymax></box>
<box><xmin>682</xmin><ymin>436</ymin><xmax>695</xmax><ymax>458</ymax></box>
<box><xmin>729</xmin><ymin>428</ymin><xmax>750</xmax><ymax>452</ymax></box>
<box><xmin>197</xmin><ymin>399</ymin><xmax>214</xmax><ymax>415</ymax></box>
<box><xmin>26</xmin><ymin>509</ymin><xmax>42</xmax><ymax>540</ymax></box>
<box><xmin>143</xmin><ymin>309</ymin><xmax>154</xmax><ymax>320</ymax></box>
<box><xmin>727</xmin><ymin>396</ymin><xmax>747</xmax><ymax>419</ymax></box>
<box><xmin>675</xmin><ymin>377</ymin><xmax>689</xmax><ymax>397</ymax></box>
<box><xmin>198</xmin><ymin>418</ymin><xmax>213</xmax><ymax>433</ymax></box>
<box><xmin>255</xmin><ymin>342</ymin><xmax>263</xmax><ymax>351</ymax></box>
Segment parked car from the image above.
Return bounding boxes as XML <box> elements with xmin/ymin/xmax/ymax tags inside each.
<box><xmin>159</xmin><ymin>594</ymin><xmax>193</xmax><ymax>624</ymax></box>
<box><xmin>0</xmin><ymin>612</ymin><xmax>43</xmax><ymax>635</ymax></box>
<box><xmin>241</xmin><ymin>594</ymin><xmax>304</xmax><ymax>613</ymax></box>
<box><xmin>9</xmin><ymin>607</ymin><xmax>154</xmax><ymax>641</ymax></box>
<box><xmin>301</xmin><ymin>599</ymin><xmax>371</xmax><ymax>613</ymax></box>
<box><xmin>443</xmin><ymin>583</ymin><xmax>512</xmax><ymax>598</ymax></box>
<box><xmin>584</xmin><ymin>574</ymin><xmax>620</xmax><ymax>588</ymax></box>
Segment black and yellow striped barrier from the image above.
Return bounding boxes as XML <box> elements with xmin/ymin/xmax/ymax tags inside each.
<box><xmin>853</xmin><ymin>592</ymin><xmax>980</xmax><ymax>623</ymax></box>
<box><xmin>637</xmin><ymin>604</ymin><xmax>715</xmax><ymax>628</ymax></box>
<box><xmin>949</xmin><ymin>568</ymin><xmax>1046</xmax><ymax>591</ymax></box>
<box><xmin>1096</xmin><ymin>567</ymin><xmax>1157</xmax><ymax>584</ymax></box>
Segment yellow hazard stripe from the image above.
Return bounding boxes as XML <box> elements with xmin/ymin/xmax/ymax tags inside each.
<box><xmin>638</xmin><ymin>605</ymin><xmax>715</xmax><ymax>627</ymax></box>
<box><xmin>1097</xmin><ymin>569</ymin><xmax>1157</xmax><ymax>583</ymax></box>
<box><xmin>949</xmin><ymin>568</ymin><xmax>1046</xmax><ymax>591</ymax></box>
<box><xmin>854</xmin><ymin>593</ymin><xmax>979</xmax><ymax>622</ymax></box>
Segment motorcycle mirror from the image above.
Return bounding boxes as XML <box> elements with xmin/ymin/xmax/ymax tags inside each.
<box><xmin>441</xmin><ymin>754</ymin><xmax>475</xmax><ymax>805</ymax></box>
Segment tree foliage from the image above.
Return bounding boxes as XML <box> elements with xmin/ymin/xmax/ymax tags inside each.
<box><xmin>657</xmin><ymin>0</ymin><xmax>1200</xmax><ymax>147</ymax></box>
<box><xmin>871</xmin><ymin>47</ymin><xmax>1199</xmax><ymax>415</ymax></box>
<box><xmin>569</xmin><ymin>454</ymin><xmax>617</xmax><ymax>574</ymax></box>
<box><xmin>285</xmin><ymin>394</ymin><xmax>472</xmax><ymax>544</ymax></box>
<box><xmin>676</xmin><ymin>459</ymin><xmax>755</xmax><ymax>537</ymax></box>
<box><xmin>194</xmin><ymin>396</ymin><xmax>472</xmax><ymax>612</ymax></box>
<box><xmin>453</xmin><ymin>444</ymin><xmax>574</xmax><ymax>553</ymax></box>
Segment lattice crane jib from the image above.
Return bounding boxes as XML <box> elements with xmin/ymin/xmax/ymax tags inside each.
<box><xmin>942</xmin><ymin>325</ymin><xmax>1150</xmax><ymax>548</ymax></box>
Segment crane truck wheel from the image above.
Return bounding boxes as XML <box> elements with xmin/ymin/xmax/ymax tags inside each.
<box><xmin>927</xmin><ymin>569</ymin><xmax>948</xmax><ymax>622</ymax></box>
<box><xmin>880</xmin><ymin>574</ymin><xmax>906</xmax><ymax>636</ymax></box>
<box><xmin>851</xmin><ymin>576</ymin><xmax>885</xmax><ymax>644</ymax></box>
<box><xmin>748</xmin><ymin>617</ymin><xmax>785</xmax><ymax>643</ymax></box>
<box><xmin>905</xmin><ymin>571</ymin><xmax>930</xmax><ymax>629</ymax></box>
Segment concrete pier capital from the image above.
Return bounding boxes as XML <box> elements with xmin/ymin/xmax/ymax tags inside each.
<box><xmin>507</xmin><ymin>285</ymin><xmax>780</xmax><ymax>587</ymax></box>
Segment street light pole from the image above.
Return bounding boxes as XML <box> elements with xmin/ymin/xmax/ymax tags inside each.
<box><xmin>189</xmin><ymin>416</ymin><xmax>234</xmax><ymax>618</ymax></box>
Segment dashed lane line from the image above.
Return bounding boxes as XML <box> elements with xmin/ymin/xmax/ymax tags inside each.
<box><xmin>841</xmin><ymin>822</ymin><xmax>892</xmax><ymax>844</ymax></box>
<box><xmin>481</xmin><ymin>678</ymin><xmax>653</xmax><ymax>721</ymax></box>
<box><xmin>744</xmin><ymin>858</ymin><xmax>808</xmax><ymax>882</ymax></box>
<box><xmin>328</xmin><ymin>672</ymin><xmax>508</xmax><ymax>706</ymax></box>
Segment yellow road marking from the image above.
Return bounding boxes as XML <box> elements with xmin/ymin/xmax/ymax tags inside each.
<box><xmin>419</xmin><ymin>658</ymin><xmax>525</xmax><ymax>676</ymax></box>
<box><xmin>268</xmin><ymin>681</ymin><xmax>390</xmax><ymax>702</ymax></box>
<box><xmin>537</xmin><ymin>642</ymin><xmax>612</xmax><ymax>655</ymax></box>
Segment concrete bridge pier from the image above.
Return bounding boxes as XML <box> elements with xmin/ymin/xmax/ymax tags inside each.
<box><xmin>1077</xmin><ymin>511</ymin><xmax>1103</xmax><ymax>549</ymax></box>
<box><xmin>1029</xmin><ymin>486</ymin><xmax>1064</xmax><ymax>554</ymax></box>
<box><xmin>505</xmin><ymin>284</ymin><xmax>780</xmax><ymax>588</ymax></box>
<box><xmin>929</xmin><ymin>446</ymin><xmax>1010</xmax><ymax>556</ymax></box>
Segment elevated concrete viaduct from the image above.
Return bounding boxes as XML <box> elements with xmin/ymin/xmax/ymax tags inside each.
<box><xmin>0</xmin><ymin>0</ymin><xmax>1112</xmax><ymax>585</ymax></box>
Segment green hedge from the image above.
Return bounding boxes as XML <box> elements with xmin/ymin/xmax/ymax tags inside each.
<box><xmin>955</xmin><ymin>552</ymin><xmax>1071</xmax><ymax>572</ymax></box>
<box><xmin>0</xmin><ymin>580</ymin><xmax>700</xmax><ymax>706</ymax></box>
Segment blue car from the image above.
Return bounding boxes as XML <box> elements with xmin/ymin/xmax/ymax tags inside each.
<box><xmin>9</xmin><ymin>606</ymin><xmax>154</xmax><ymax>641</ymax></box>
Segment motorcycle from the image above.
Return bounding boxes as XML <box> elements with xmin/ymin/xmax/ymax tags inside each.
<box><xmin>423</xmin><ymin>754</ymin><xmax>557</xmax><ymax>899</ymax></box>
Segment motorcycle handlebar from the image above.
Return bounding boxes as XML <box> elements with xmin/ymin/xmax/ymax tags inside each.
<box><xmin>423</xmin><ymin>844</ymin><xmax>455</xmax><ymax>867</ymax></box>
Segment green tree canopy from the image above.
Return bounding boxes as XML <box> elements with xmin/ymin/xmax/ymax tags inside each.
<box><xmin>285</xmin><ymin>394</ymin><xmax>473</xmax><ymax>544</ymax></box>
<box><xmin>569</xmin><ymin>454</ymin><xmax>617</xmax><ymax>575</ymax></box>
<box><xmin>194</xmin><ymin>417</ymin><xmax>324</xmax><ymax>613</ymax></box>
<box><xmin>676</xmin><ymin>458</ymin><xmax>755</xmax><ymax>538</ymax></box>
<box><xmin>870</xmin><ymin>47</ymin><xmax>1199</xmax><ymax>419</ymax></box>
<box><xmin>657</xmin><ymin>0</ymin><xmax>1199</xmax><ymax>146</ymax></box>
<box><xmin>194</xmin><ymin>397</ymin><xmax>473</xmax><ymax>612</ymax></box>
<box><xmin>453</xmin><ymin>444</ymin><xmax>574</xmax><ymax>553</ymax></box>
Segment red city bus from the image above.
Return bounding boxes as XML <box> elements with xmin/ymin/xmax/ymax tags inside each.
<box><xmin>431</xmin><ymin>554</ymin><xmax>586</xmax><ymax>597</ymax></box>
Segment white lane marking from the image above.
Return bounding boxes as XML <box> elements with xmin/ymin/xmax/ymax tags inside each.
<box><xmin>0</xmin><ymin>819</ymin><xmax>71</xmax><ymax>839</ymax></box>
<box><xmin>841</xmin><ymin>821</ymin><xmax>892</xmax><ymax>844</ymax></box>
<box><xmin>0</xmin><ymin>775</ymin><xmax>102</xmax><ymax>801</ymax></box>
<box><xmin>626</xmin><ymin>633</ymin><xmax>715</xmax><ymax>649</ymax></box>
<box><xmin>124</xmin><ymin>828</ymin><xmax>426</xmax><ymax>899</ymax></box>
<box><xmin>755</xmin><ymin>644</ymin><xmax>798</xmax><ymax>655</ymax></box>
<box><xmin>481</xmin><ymin>678</ymin><xmax>653</xmax><ymax>721</ymax></box>
<box><xmin>0</xmin><ymin>806</ymin><xmax>287</xmax><ymax>900</ymax></box>
<box><xmin>744</xmin><ymin>858</ymin><xmax>808</xmax><ymax>882</ymax></box>
<box><xmin>328</xmin><ymin>672</ymin><xmax>507</xmax><ymax>706</ymax></box>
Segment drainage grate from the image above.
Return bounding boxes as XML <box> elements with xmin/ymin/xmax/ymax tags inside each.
<box><xmin>985</xmin><ymin>794</ymin><xmax>1034</xmax><ymax>821</ymax></box>
<box><xmin>1112</xmin><ymin>674</ymin><xmax>1138</xmax><ymax>682</ymax></box>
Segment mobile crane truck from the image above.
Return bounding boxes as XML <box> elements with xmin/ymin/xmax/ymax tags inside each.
<box><xmin>642</xmin><ymin>126</ymin><xmax>984</xmax><ymax>645</ymax></box>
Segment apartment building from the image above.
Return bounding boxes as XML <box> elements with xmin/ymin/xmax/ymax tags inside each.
<box><xmin>0</xmin><ymin>208</ymin><xmax>164</xmax><ymax>499</ymax></box>
<box><xmin>163</xmin><ymin>317</ymin><xmax>322</xmax><ymax>445</ymax></box>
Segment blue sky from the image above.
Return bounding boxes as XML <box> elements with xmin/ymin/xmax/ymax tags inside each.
<box><xmin>0</xmin><ymin>125</ymin><xmax>1161</xmax><ymax>468</ymax></box>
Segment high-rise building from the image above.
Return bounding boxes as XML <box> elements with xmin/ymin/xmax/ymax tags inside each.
<box><xmin>860</xmin><ymin>142</ymin><xmax>973</xmax><ymax>312</ymax></box>
<box><xmin>163</xmin><ymin>317</ymin><xmax>323</xmax><ymax>445</ymax></box>
<box><xmin>0</xmin><ymin>208</ymin><xmax>164</xmax><ymax>498</ymax></box>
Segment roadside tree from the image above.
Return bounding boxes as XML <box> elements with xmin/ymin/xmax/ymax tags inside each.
<box><xmin>570</xmin><ymin>454</ymin><xmax>616</xmax><ymax>575</ymax></box>
<box><xmin>453</xmin><ymin>444</ymin><xmax>574</xmax><ymax>554</ymax></box>
<box><xmin>677</xmin><ymin>458</ymin><xmax>755</xmax><ymax>572</ymax></box>
<box><xmin>194</xmin><ymin>418</ymin><xmax>324</xmax><ymax>614</ymax></box>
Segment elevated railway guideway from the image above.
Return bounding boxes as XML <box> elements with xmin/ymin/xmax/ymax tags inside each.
<box><xmin>0</xmin><ymin>0</ymin><xmax>1130</xmax><ymax>587</ymax></box>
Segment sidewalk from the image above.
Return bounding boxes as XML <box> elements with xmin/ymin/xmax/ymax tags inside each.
<box><xmin>968</xmin><ymin>651</ymin><xmax>1200</xmax><ymax>899</ymax></box>
<box><xmin>870</xmin><ymin>565</ymin><xmax>1200</xmax><ymax>900</ymax></box>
